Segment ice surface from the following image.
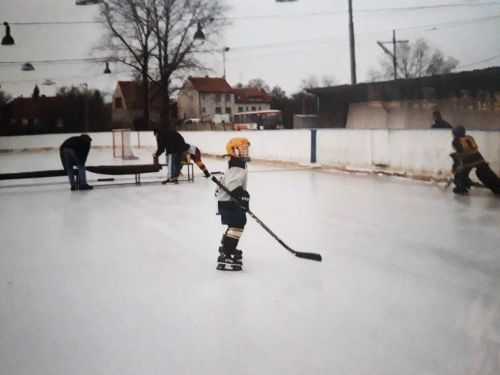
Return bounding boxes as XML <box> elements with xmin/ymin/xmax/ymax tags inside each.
<box><xmin>1</xmin><ymin>148</ymin><xmax>499</xmax><ymax>375</ymax></box>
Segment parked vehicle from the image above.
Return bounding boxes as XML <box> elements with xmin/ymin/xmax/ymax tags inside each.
<box><xmin>233</xmin><ymin>110</ymin><xmax>283</xmax><ymax>130</ymax></box>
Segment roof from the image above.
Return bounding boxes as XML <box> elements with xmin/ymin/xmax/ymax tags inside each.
<box><xmin>308</xmin><ymin>67</ymin><xmax>500</xmax><ymax>103</ymax></box>
<box><xmin>8</xmin><ymin>96</ymin><xmax>64</xmax><ymax>118</ymax></box>
<box><xmin>187</xmin><ymin>76</ymin><xmax>233</xmax><ymax>93</ymax></box>
<box><xmin>116</xmin><ymin>81</ymin><xmax>162</xmax><ymax>110</ymax></box>
<box><xmin>233</xmin><ymin>87</ymin><xmax>271</xmax><ymax>104</ymax></box>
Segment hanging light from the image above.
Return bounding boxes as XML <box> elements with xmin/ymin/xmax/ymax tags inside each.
<box><xmin>2</xmin><ymin>22</ymin><xmax>15</xmax><ymax>46</ymax></box>
<box><xmin>193</xmin><ymin>22</ymin><xmax>205</xmax><ymax>41</ymax></box>
<box><xmin>21</xmin><ymin>62</ymin><xmax>35</xmax><ymax>71</ymax></box>
<box><xmin>103</xmin><ymin>61</ymin><xmax>111</xmax><ymax>74</ymax></box>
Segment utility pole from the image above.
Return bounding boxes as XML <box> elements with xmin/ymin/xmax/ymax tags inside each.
<box><xmin>348</xmin><ymin>0</ymin><xmax>356</xmax><ymax>84</ymax></box>
<box><xmin>377</xmin><ymin>30</ymin><xmax>409</xmax><ymax>80</ymax></box>
<box><xmin>222</xmin><ymin>47</ymin><xmax>229</xmax><ymax>78</ymax></box>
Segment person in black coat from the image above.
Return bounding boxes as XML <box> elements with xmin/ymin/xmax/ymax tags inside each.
<box><xmin>59</xmin><ymin>134</ymin><xmax>93</xmax><ymax>190</ymax></box>
<box><xmin>430</xmin><ymin>111</ymin><xmax>452</xmax><ymax>129</ymax></box>
<box><xmin>152</xmin><ymin>128</ymin><xmax>186</xmax><ymax>184</ymax></box>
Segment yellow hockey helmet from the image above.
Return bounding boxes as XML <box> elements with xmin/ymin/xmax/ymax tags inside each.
<box><xmin>226</xmin><ymin>137</ymin><xmax>250</xmax><ymax>158</ymax></box>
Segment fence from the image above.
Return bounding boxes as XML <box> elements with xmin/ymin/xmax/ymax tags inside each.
<box><xmin>1</xmin><ymin>129</ymin><xmax>499</xmax><ymax>177</ymax></box>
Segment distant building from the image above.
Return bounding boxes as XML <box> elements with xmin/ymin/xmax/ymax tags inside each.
<box><xmin>233</xmin><ymin>87</ymin><xmax>272</xmax><ymax>113</ymax></box>
<box><xmin>2</xmin><ymin>96</ymin><xmax>64</xmax><ymax>135</ymax></box>
<box><xmin>308</xmin><ymin>67</ymin><xmax>500</xmax><ymax>130</ymax></box>
<box><xmin>177</xmin><ymin>76</ymin><xmax>234</xmax><ymax>123</ymax></box>
<box><xmin>112</xmin><ymin>81</ymin><xmax>162</xmax><ymax>130</ymax></box>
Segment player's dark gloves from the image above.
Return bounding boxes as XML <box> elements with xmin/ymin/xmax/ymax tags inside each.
<box><xmin>204</xmin><ymin>170</ymin><xmax>211</xmax><ymax>178</ymax></box>
<box><xmin>238</xmin><ymin>195</ymin><xmax>250</xmax><ymax>210</ymax></box>
<box><xmin>231</xmin><ymin>187</ymin><xmax>250</xmax><ymax>210</ymax></box>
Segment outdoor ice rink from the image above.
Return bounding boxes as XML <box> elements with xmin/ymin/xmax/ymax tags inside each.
<box><xmin>1</xmin><ymin>147</ymin><xmax>499</xmax><ymax>375</ymax></box>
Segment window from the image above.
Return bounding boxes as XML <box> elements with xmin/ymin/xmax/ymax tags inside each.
<box><xmin>215</xmin><ymin>107</ymin><xmax>221</xmax><ymax>114</ymax></box>
<box><xmin>202</xmin><ymin>107</ymin><xmax>206</xmax><ymax>113</ymax></box>
<box><xmin>225</xmin><ymin>94</ymin><xmax>231</xmax><ymax>102</ymax></box>
<box><xmin>215</xmin><ymin>94</ymin><xmax>221</xmax><ymax>102</ymax></box>
<box><xmin>238</xmin><ymin>107</ymin><xmax>243</xmax><ymax>112</ymax></box>
<box><xmin>226</xmin><ymin>107</ymin><xmax>232</xmax><ymax>114</ymax></box>
<box><xmin>258</xmin><ymin>106</ymin><xmax>261</xmax><ymax>110</ymax></box>
<box><xmin>115</xmin><ymin>97</ymin><xmax>123</xmax><ymax>109</ymax></box>
<box><xmin>251</xmin><ymin>106</ymin><xmax>256</xmax><ymax>111</ymax></box>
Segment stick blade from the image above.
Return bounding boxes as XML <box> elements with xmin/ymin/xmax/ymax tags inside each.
<box><xmin>295</xmin><ymin>252</ymin><xmax>322</xmax><ymax>262</ymax></box>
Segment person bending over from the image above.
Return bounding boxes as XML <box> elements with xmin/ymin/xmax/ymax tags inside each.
<box><xmin>152</xmin><ymin>128</ymin><xmax>186</xmax><ymax>184</ymax></box>
<box><xmin>183</xmin><ymin>143</ymin><xmax>211</xmax><ymax>178</ymax></box>
<box><xmin>451</xmin><ymin>125</ymin><xmax>500</xmax><ymax>196</ymax></box>
<box><xmin>59</xmin><ymin>134</ymin><xmax>93</xmax><ymax>191</ymax></box>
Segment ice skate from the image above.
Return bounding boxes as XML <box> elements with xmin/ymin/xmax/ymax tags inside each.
<box><xmin>216</xmin><ymin>254</ymin><xmax>242</xmax><ymax>271</ymax></box>
<box><xmin>453</xmin><ymin>187</ymin><xmax>469</xmax><ymax>195</ymax></box>
<box><xmin>162</xmin><ymin>177</ymin><xmax>178</xmax><ymax>185</ymax></box>
<box><xmin>218</xmin><ymin>246</ymin><xmax>243</xmax><ymax>261</ymax></box>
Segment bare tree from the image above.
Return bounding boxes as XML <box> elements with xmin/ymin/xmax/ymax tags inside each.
<box><xmin>246</xmin><ymin>78</ymin><xmax>270</xmax><ymax>92</ymax></box>
<box><xmin>300</xmin><ymin>74</ymin><xmax>337</xmax><ymax>90</ymax></box>
<box><xmin>100</xmin><ymin>0</ymin><xmax>227</xmax><ymax>128</ymax></box>
<box><xmin>0</xmin><ymin>90</ymin><xmax>11</xmax><ymax>106</ymax></box>
<box><xmin>370</xmin><ymin>38</ymin><xmax>459</xmax><ymax>80</ymax></box>
<box><xmin>101</xmin><ymin>0</ymin><xmax>156</xmax><ymax>127</ymax></box>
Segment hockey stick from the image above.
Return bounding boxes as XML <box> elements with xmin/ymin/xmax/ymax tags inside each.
<box><xmin>211</xmin><ymin>177</ymin><xmax>322</xmax><ymax>262</ymax></box>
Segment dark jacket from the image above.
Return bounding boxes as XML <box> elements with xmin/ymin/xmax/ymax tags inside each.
<box><xmin>431</xmin><ymin>119</ymin><xmax>452</xmax><ymax>129</ymax></box>
<box><xmin>155</xmin><ymin>130</ymin><xmax>186</xmax><ymax>157</ymax></box>
<box><xmin>60</xmin><ymin>135</ymin><xmax>92</xmax><ymax>164</ymax></box>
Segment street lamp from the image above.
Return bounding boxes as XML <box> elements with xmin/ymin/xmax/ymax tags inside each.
<box><xmin>103</xmin><ymin>61</ymin><xmax>111</xmax><ymax>74</ymax></box>
<box><xmin>21</xmin><ymin>63</ymin><xmax>35</xmax><ymax>71</ymax></box>
<box><xmin>1</xmin><ymin>22</ymin><xmax>14</xmax><ymax>46</ymax></box>
<box><xmin>193</xmin><ymin>22</ymin><xmax>205</xmax><ymax>40</ymax></box>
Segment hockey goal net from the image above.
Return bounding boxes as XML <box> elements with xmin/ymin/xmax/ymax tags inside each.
<box><xmin>112</xmin><ymin>129</ymin><xmax>139</xmax><ymax>160</ymax></box>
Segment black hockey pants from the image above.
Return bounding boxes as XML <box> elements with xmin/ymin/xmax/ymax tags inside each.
<box><xmin>454</xmin><ymin>163</ymin><xmax>500</xmax><ymax>194</ymax></box>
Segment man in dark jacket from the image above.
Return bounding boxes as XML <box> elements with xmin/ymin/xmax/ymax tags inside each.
<box><xmin>152</xmin><ymin>129</ymin><xmax>186</xmax><ymax>184</ymax></box>
<box><xmin>430</xmin><ymin>111</ymin><xmax>452</xmax><ymax>129</ymax></box>
<box><xmin>451</xmin><ymin>125</ymin><xmax>500</xmax><ymax>195</ymax></box>
<box><xmin>60</xmin><ymin>134</ymin><xmax>93</xmax><ymax>190</ymax></box>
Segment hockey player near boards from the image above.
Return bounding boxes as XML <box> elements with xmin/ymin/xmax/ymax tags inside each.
<box><xmin>451</xmin><ymin>125</ymin><xmax>500</xmax><ymax>196</ymax></box>
<box><xmin>215</xmin><ymin>137</ymin><xmax>251</xmax><ymax>271</ymax></box>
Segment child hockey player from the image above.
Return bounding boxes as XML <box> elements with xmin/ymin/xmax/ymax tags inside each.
<box><xmin>215</xmin><ymin>137</ymin><xmax>251</xmax><ymax>271</ymax></box>
<box><xmin>451</xmin><ymin>125</ymin><xmax>500</xmax><ymax>195</ymax></box>
<box><xmin>183</xmin><ymin>143</ymin><xmax>211</xmax><ymax>178</ymax></box>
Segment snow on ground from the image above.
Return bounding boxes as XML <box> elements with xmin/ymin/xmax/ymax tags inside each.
<box><xmin>1</xmin><ymin>147</ymin><xmax>499</xmax><ymax>375</ymax></box>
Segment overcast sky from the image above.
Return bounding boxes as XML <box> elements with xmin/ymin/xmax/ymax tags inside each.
<box><xmin>1</xmin><ymin>0</ymin><xmax>499</xmax><ymax>100</ymax></box>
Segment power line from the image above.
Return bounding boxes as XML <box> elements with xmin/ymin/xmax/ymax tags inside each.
<box><xmin>457</xmin><ymin>53</ymin><xmax>500</xmax><ymax>69</ymax></box>
<box><xmin>0</xmin><ymin>57</ymin><xmax>113</xmax><ymax>66</ymax></box>
<box><xmin>225</xmin><ymin>1</ymin><xmax>500</xmax><ymax>20</ymax></box>
<box><xmin>2</xmin><ymin>14</ymin><xmax>499</xmax><ymax>66</ymax></box>
<box><xmin>216</xmin><ymin>14</ymin><xmax>500</xmax><ymax>53</ymax></box>
<box><xmin>6</xmin><ymin>2</ymin><xmax>500</xmax><ymax>25</ymax></box>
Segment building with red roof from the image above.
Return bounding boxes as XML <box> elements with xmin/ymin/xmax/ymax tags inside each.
<box><xmin>177</xmin><ymin>76</ymin><xmax>234</xmax><ymax>123</ymax></box>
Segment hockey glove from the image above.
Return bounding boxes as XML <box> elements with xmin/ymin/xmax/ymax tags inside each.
<box><xmin>231</xmin><ymin>187</ymin><xmax>250</xmax><ymax>210</ymax></box>
<box><xmin>204</xmin><ymin>170</ymin><xmax>211</xmax><ymax>178</ymax></box>
<box><xmin>238</xmin><ymin>195</ymin><xmax>250</xmax><ymax>210</ymax></box>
